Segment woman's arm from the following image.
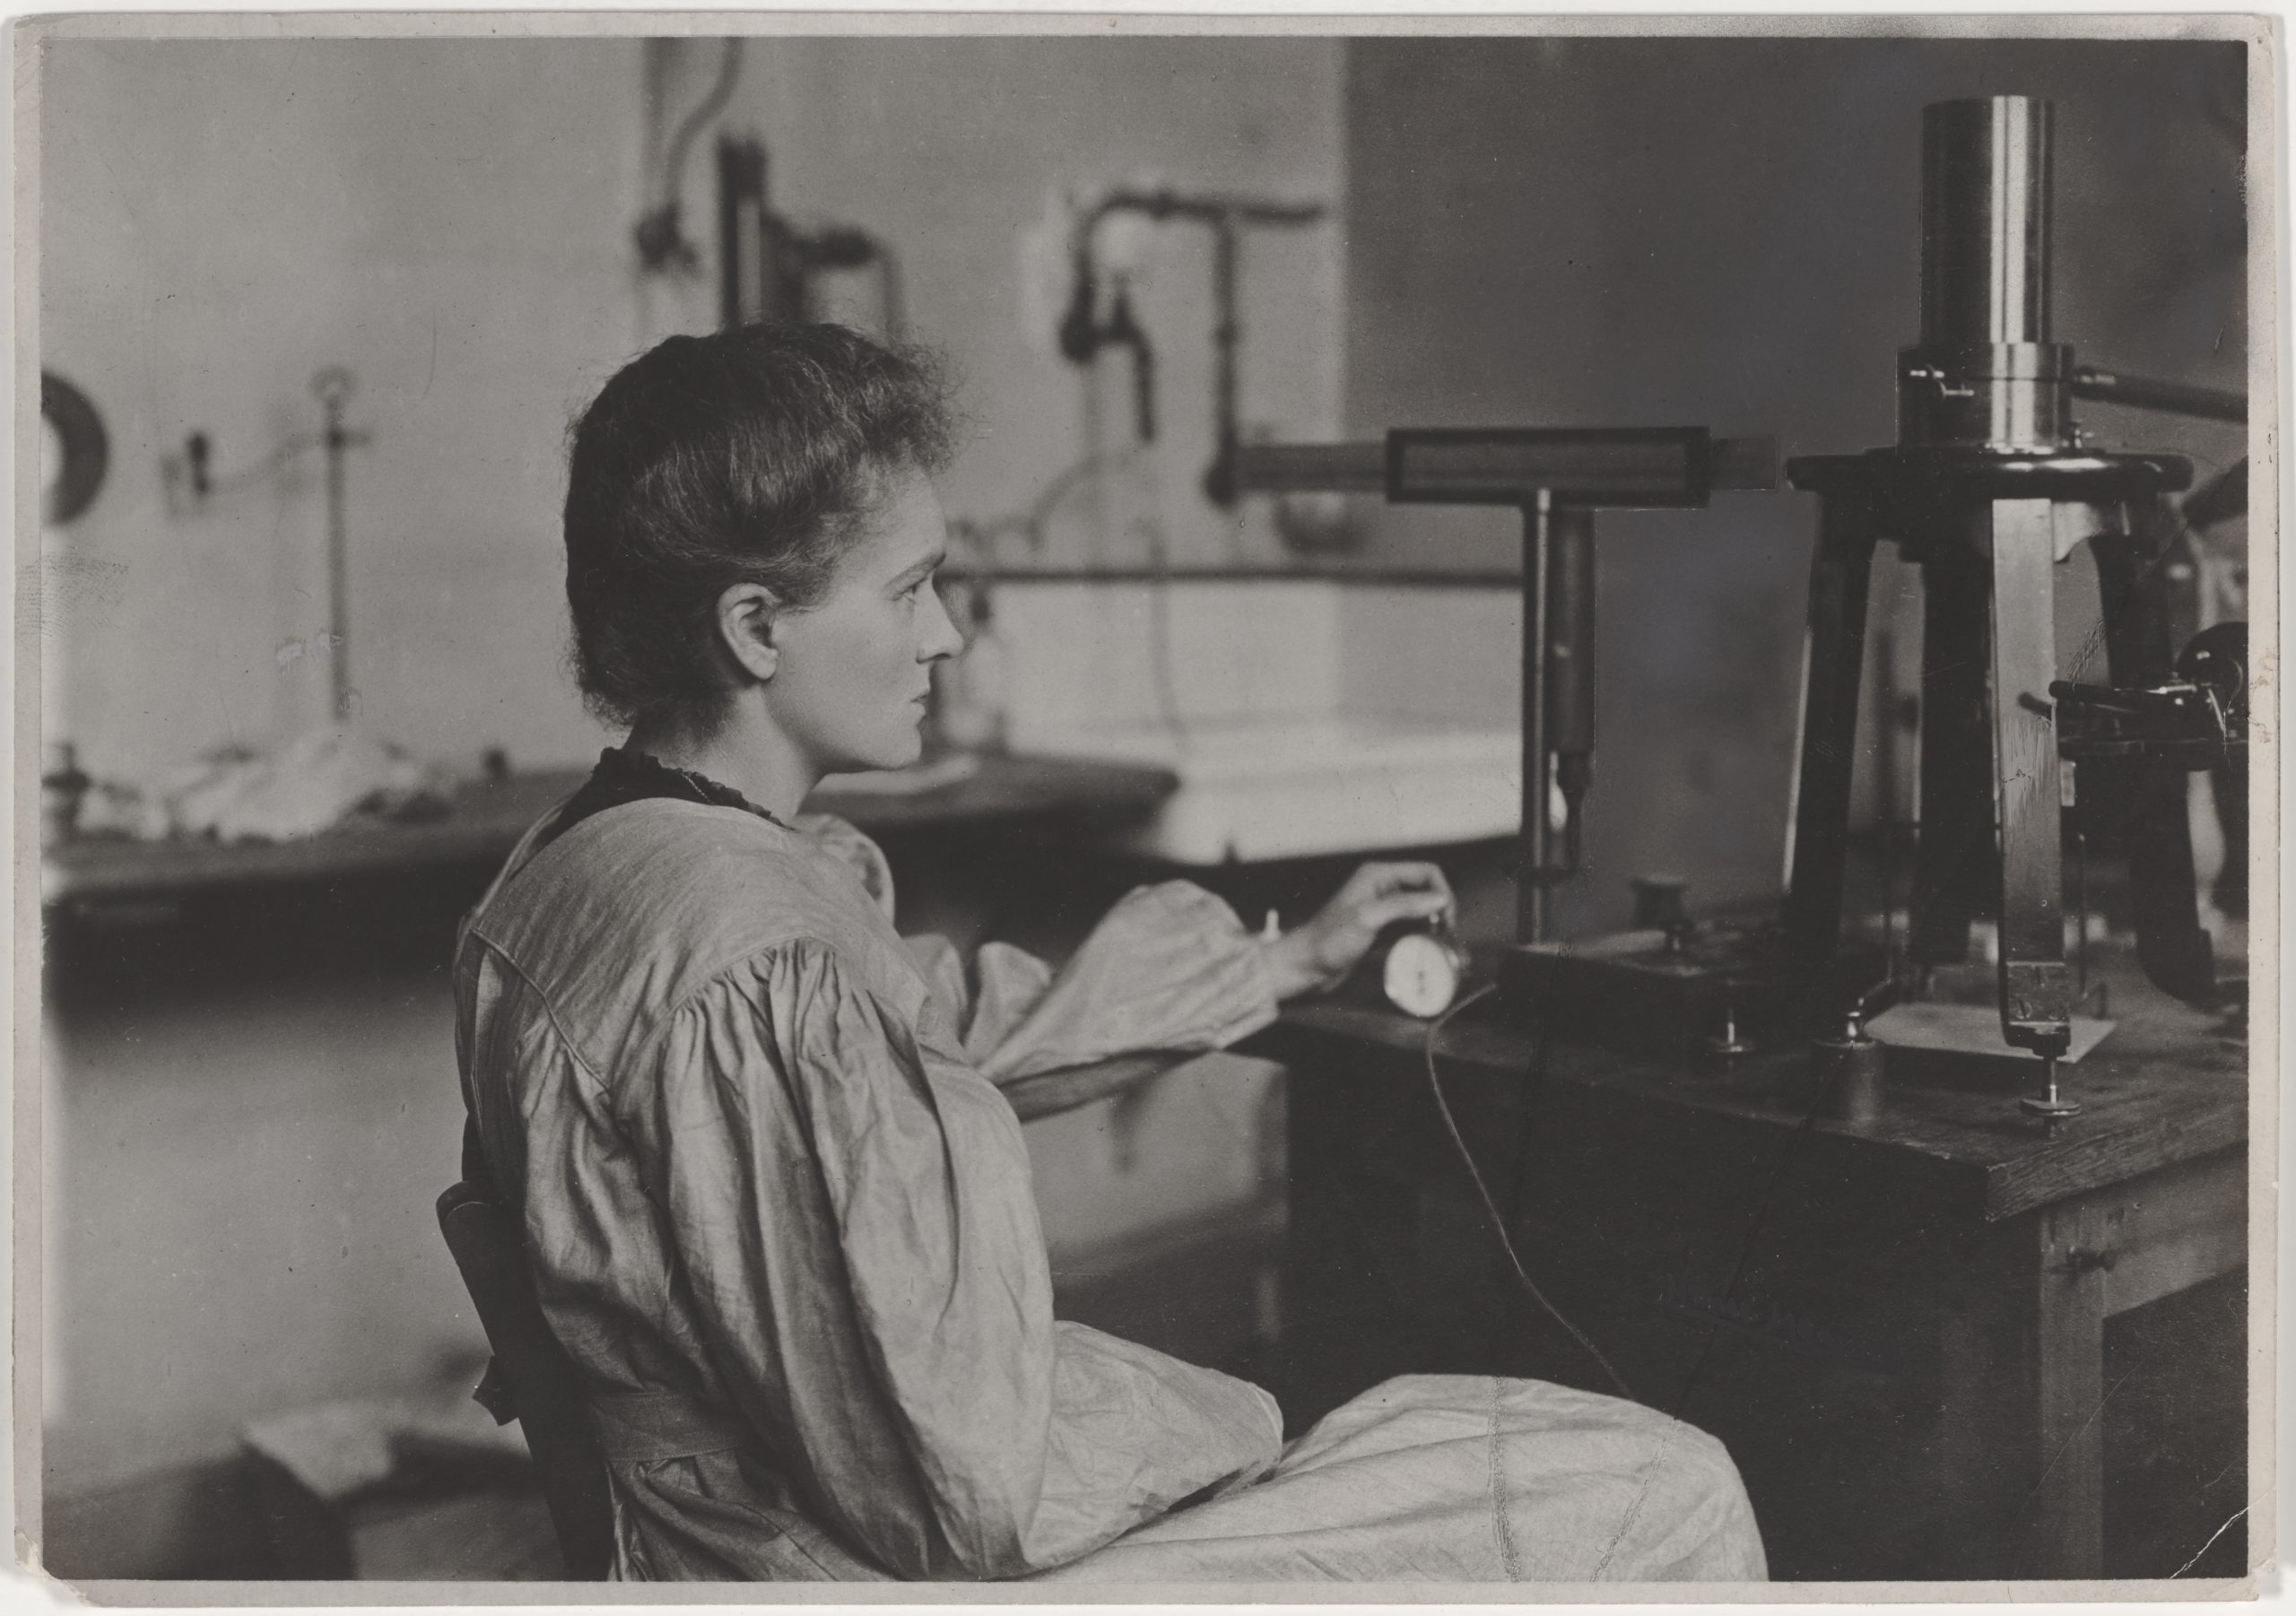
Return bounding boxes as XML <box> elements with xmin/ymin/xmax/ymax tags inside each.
<box><xmin>803</xmin><ymin>812</ymin><xmax>1454</xmax><ymax>1080</ymax></box>
<box><xmin>964</xmin><ymin>862</ymin><xmax>1457</xmax><ymax>1082</ymax></box>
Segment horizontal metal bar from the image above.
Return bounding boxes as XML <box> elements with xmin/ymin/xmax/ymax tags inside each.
<box><xmin>942</xmin><ymin>562</ymin><xmax>1521</xmax><ymax>589</ymax></box>
<box><xmin>1089</xmin><ymin>189</ymin><xmax>1327</xmax><ymax>230</ymax></box>
<box><xmin>2071</xmin><ymin>367</ymin><xmax>2246</xmax><ymax>424</ymax></box>
<box><xmin>1230</xmin><ymin>441</ymin><xmax>1387</xmax><ymax>494</ymax></box>
<box><xmin>1233</xmin><ymin>431</ymin><xmax>1778</xmax><ymax>502</ymax></box>
<box><xmin>1390</xmin><ymin>428</ymin><xmax>1710</xmax><ymax>507</ymax></box>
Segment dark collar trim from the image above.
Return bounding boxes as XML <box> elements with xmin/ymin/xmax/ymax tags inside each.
<box><xmin>596</xmin><ymin>746</ymin><xmax>791</xmax><ymax>828</ymax></box>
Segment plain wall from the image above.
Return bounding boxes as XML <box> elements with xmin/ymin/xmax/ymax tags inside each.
<box><xmin>37</xmin><ymin>32</ymin><xmax>1342</xmax><ymax>1523</ymax></box>
<box><xmin>1335</xmin><ymin>36</ymin><xmax>2248</xmax><ymax>934</ymax></box>
<box><xmin>38</xmin><ymin>40</ymin><xmax>645</xmax><ymax>782</ymax></box>
<box><xmin>39</xmin><ymin>35</ymin><xmax>1344</xmax><ymax>786</ymax></box>
<box><xmin>43</xmin><ymin>940</ymin><xmax>479</xmax><ymax>1499</ymax></box>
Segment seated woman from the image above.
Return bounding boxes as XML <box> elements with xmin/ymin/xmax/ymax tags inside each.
<box><xmin>454</xmin><ymin>323</ymin><xmax>1766</xmax><ymax>1583</ymax></box>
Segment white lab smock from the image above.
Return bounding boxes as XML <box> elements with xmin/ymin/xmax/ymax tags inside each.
<box><xmin>453</xmin><ymin>796</ymin><xmax>1766</xmax><ymax>1582</ymax></box>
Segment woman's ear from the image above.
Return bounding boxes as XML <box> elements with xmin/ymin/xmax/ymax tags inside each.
<box><xmin>716</xmin><ymin>582</ymin><xmax>782</xmax><ymax>684</ymax></box>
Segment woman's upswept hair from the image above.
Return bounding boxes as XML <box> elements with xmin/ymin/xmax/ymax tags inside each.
<box><xmin>563</xmin><ymin>323</ymin><xmax>956</xmax><ymax>728</ymax></box>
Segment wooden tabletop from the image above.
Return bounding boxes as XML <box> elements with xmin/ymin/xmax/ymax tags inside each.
<box><xmin>1267</xmin><ymin>948</ymin><xmax>2248</xmax><ymax>1223</ymax></box>
<box><xmin>41</xmin><ymin>752</ymin><xmax>1178</xmax><ymax>907</ymax></box>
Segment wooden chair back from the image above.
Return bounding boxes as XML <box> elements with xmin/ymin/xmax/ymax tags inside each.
<box><xmin>435</xmin><ymin>1182</ymin><xmax>614</xmax><ymax>1579</ymax></box>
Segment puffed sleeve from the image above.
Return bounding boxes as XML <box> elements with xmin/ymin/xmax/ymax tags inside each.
<box><xmin>648</xmin><ymin>938</ymin><xmax>1282</xmax><ymax>1579</ymax></box>
<box><xmin>795</xmin><ymin>812</ymin><xmax>1280</xmax><ymax>1084</ymax></box>
<box><xmin>969</xmin><ymin>882</ymin><xmax>1280</xmax><ymax>1082</ymax></box>
<box><xmin>792</xmin><ymin>812</ymin><xmax>898</xmax><ymax>919</ymax></box>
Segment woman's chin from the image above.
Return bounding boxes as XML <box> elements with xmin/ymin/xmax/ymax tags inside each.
<box><xmin>832</xmin><ymin>734</ymin><xmax>926</xmax><ymax>777</ymax></box>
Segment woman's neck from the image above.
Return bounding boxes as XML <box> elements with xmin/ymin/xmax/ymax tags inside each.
<box><xmin>624</xmin><ymin>704</ymin><xmax>816</xmax><ymax>823</ymax></box>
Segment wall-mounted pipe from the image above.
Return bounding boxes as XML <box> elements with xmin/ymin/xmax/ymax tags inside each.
<box><xmin>1056</xmin><ymin>186</ymin><xmax>1328</xmax><ymax>503</ymax></box>
<box><xmin>718</xmin><ymin>133</ymin><xmax>903</xmax><ymax>335</ymax></box>
<box><xmin>634</xmin><ymin>39</ymin><xmax>744</xmax><ymax>274</ymax></box>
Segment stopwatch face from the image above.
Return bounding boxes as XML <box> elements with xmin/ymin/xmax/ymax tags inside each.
<box><xmin>1384</xmin><ymin>932</ymin><xmax>1462</xmax><ymax>1020</ymax></box>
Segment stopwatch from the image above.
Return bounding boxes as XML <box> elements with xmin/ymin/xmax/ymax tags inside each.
<box><xmin>1381</xmin><ymin>923</ymin><xmax>1469</xmax><ymax>1020</ymax></box>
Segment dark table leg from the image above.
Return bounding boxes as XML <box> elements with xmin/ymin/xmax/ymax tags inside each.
<box><xmin>2032</xmin><ymin>1196</ymin><xmax>2112</xmax><ymax>1577</ymax></box>
<box><xmin>1938</xmin><ymin>1150</ymin><xmax>2244</xmax><ymax>1578</ymax></box>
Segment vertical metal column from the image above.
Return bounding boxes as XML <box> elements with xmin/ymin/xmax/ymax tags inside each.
<box><xmin>315</xmin><ymin>369</ymin><xmax>355</xmax><ymax>722</ymax></box>
<box><xmin>1545</xmin><ymin>503</ymin><xmax>1598</xmax><ymax>872</ymax></box>
<box><xmin>1909</xmin><ymin>534</ymin><xmax>1995</xmax><ymax>965</ymax></box>
<box><xmin>1518</xmin><ymin>493</ymin><xmax>1555</xmax><ymax>943</ymax></box>
<box><xmin>1988</xmin><ymin>499</ymin><xmax>2072</xmax><ymax>1057</ymax></box>
<box><xmin>1903</xmin><ymin>95</ymin><xmax>2075</xmax><ymax>1049</ymax></box>
<box><xmin>1920</xmin><ymin>97</ymin><xmax>2052</xmax><ymax>350</ymax></box>
<box><xmin>1781</xmin><ymin>491</ymin><xmax>1879</xmax><ymax>969</ymax></box>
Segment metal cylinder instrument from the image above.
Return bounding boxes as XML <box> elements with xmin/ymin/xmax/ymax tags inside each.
<box><xmin>1900</xmin><ymin>99</ymin><xmax>2073</xmax><ymax>451</ymax></box>
<box><xmin>1783</xmin><ymin>96</ymin><xmax>2241</xmax><ymax>1112</ymax></box>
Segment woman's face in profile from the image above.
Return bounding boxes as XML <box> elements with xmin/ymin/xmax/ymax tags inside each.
<box><xmin>765</xmin><ymin>470</ymin><xmax>965</xmax><ymax>776</ymax></box>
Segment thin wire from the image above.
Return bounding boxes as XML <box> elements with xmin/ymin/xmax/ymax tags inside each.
<box><xmin>1421</xmin><ymin>982</ymin><xmax>1636</xmax><ymax>1402</ymax></box>
<box><xmin>951</xmin><ymin>452</ymin><xmax>1123</xmax><ymax>563</ymax></box>
<box><xmin>1141</xmin><ymin>516</ymin><xmax>1191</xmax><ymax>751</ymax></box>
<box><xmin>1025</xmin><ymin>451</ymin><xmax>1116</xmax><ymax>540</ymax></box>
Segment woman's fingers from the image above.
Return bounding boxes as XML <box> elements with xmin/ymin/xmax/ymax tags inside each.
<box><xmin>1290</xmin><ymin>864</ymin><xmax>1461</xmax><ymax>989</ymax></box>
<box><xmin>1345</xmin><ymin>861</ymin><xmax>1451</xmax><ymax>901</ymax></box>
<box><xmin>1358</xmin><ymin>887</ymin><xmax>1451</xmax><ymax>934</ymax></box>
<box><xmin>1347</xmin><ymin>863</ymin><xmax>1457</xmax><ymax>927</ymax></box>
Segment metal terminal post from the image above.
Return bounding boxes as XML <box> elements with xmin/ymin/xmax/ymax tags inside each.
<box><xmin>1704</xmin><ymin>1003</ymin><xmax>1754</xmax><ymax>1065</ymax></box>
<box><xmin>2018</xmin><ymin>1053</ymin><xmax>2083</xmax><ymax>1129</ymax></box>
<box><xmin>1811</xmin><ymin>985</ymin><xmax>1892</xmax><ymax>1124</ymax></box>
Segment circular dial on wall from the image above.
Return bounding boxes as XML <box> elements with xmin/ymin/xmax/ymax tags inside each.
<box><xmin>40</xmin><ymin>371</ymin><xmax>108</xmax><ymax>526</ymax></box>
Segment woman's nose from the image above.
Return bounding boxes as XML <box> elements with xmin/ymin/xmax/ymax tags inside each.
<box><xmin>920</xmin><ymin>587</ymin><xmax>966</xmax><ymax>661</ymax></box>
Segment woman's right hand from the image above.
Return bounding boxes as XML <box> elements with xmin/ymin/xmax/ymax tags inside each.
<box><xmin>1260</xmin><ymin>862</ymin><xmax>1457</xmax><ymax>1001</ymax></box>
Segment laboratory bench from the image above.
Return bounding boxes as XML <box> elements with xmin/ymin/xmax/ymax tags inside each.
<box><xmin>39</xmin><ymin>752</ymin><xmax>1182</xmax><ymax>911</ymax></box>
<box><xmin>1248</xmin><ymin>945</ymin><xmax>2250</xmax><ymax>1583</ymax></box>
